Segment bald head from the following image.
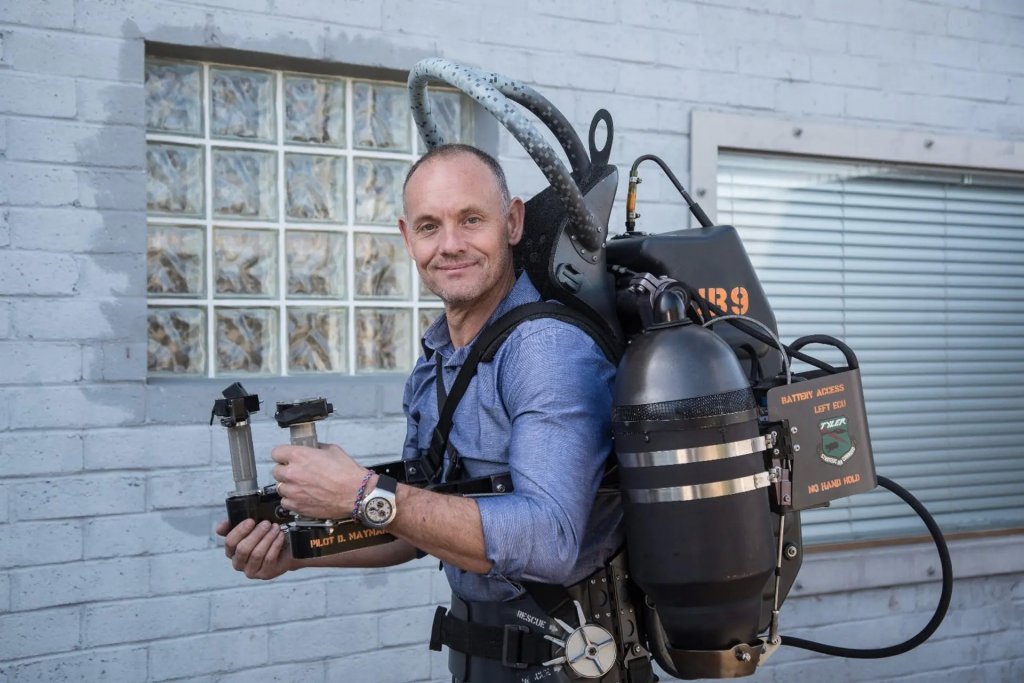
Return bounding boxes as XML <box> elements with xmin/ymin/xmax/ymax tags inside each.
<box><xmin>402</xmin><ymin>144</ymin><xmax>511</xmax><ymax>217</ymax></box>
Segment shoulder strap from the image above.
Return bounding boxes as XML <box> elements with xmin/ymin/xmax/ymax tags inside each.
<box><xmin>425</xmin><ymin>301</ymin><xmax>618</xmax><ymax>481</ymax></box>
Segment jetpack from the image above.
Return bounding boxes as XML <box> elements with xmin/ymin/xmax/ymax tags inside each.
<box><xmin>405</xmin><ymin>58</ymin><xmax>952</xmax><ymax>679</ymax></box>
<box><xmin>211</xmin><ymin>58</ymin><xmax>952</xmax><ymax>681</ymax></box>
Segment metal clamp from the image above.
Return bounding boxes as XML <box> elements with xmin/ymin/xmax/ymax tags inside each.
<box><xmin>502</xmin><ymin>624</ymin><xmax>531</xmax><ymax>670</ymax></box>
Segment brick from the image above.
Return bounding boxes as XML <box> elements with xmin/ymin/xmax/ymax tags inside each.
<box><xmin>73</xmin><ymin>0</ymin><xmax>202</xmax><ymax>40</ymax></box>
<box><xmin>844</xmin><ymin>89</ymin><xmax>919</xmax><ymax>122</ymax></box>
<box><xmin>87</xmin><ymin>423</ymin><xmax>208</xmax><ymax>472</ymax></box>
<box><xmin>810</xmin><ymin>53</ymin><xmax>880</xmax><ymax>87</ymax></box>
<box><xmin>0</xmin><ymin>342</ymin><xmax>82</xmax><ymax>384</ymax></box>
<box><xmin>9</xmin><ymin>384</ymin><xmax>145</xmax><ymax>430</ymax></box>
<box><xmin>76</xmin><ymin>168</ymin><xmax>146</xmax><ymax>210</ymax></box>
<box><xmin>949</xmin><ymin>7</ymin><xmax>1024</xmax><ymax>44</ymax></box>
<box><xmin>0</xmin><ymin>431</ymin><xmax>82</xmax><ymax>477</ymax></box>
<box><xmin>4</xmin><ymin>28</ymin><xmax>141</xmax><ymax>81</ymax></box>
<box><xmin>699</xmin><ymin>72</ymin><xmax>776</xmax><ymax>109</ymax></box>
<box><xmin>0</xmin><ymin>571</ymin><xmax>9</xmax><ymax>612</ymax></box>
<box><xmin>775</xmin><ymin>16</ymin><xmax>848</xmax><ymax>53</ymax></box>
<box><xmin>325</xmin><ymin>567</ymin><xmax>434</xmax><ymax>616</ymax></box>
<box><xmin>847</xmin><ymin>24</ymin><xmax>916</xmax><ymax>61</ymax></box>
<box><xmin>268</xmin><ymin>613</ymin><xmax>377</xmax><ymax>662</ymax></box>
<box><xmin>937</xmin><ymin>67</ymin><xmax>1011</xmax><ymax>102</ymax></box>
<box><xmin>0</xmin><ymin>301</ymin><xmax>11</xmax><ymax>339</ymax></box>
<box><xmin>273</xmin><ymin>0</ymin><xmax>382</xmax><ymax>28</ymax></box>
<box><xmin>0</xmin><ymin>162</ymin><xmax>78</xmax><ymax>207</ymax></box>
<box><xmin>319</xmin><ymin>418</ymin><xmax>407</xmax><ymax>458</ymax></box>
<box><xmin>699</xmin><ymin>5</ymin><xmax>778</xmax><ymax>43</ymax></box>
<box><xmin>738</xmin><ymin>45</ymin><xmax>811</xmax><ymax>81</ymax></box>
<box><xmin>813</xmin><ymin>0</ymin><xmax>883</xmax><ymax>25</ymax></box>
<box><xmin>0</xmin><ymin>607</ymin><xmax>79</xmax><ymax>659</ymax></box>
<box><xmin>76</xmin><ymin>80</ymin><xmax>144</xmax><ymax>125</ymax></box>
<box><xmin>75</xmin><ymin>254</ymin><xmax>146</xmax><ymax>297</ymax></box>
<box><xmin>84</xmin><ymin>509</ymin><xmax>212</xmax><ymax>559</ymax></box>
<box><xmin>883</xmin><ymin>0</ymin><xmax>949</xmax><ymax>34</ymax></box>
<box><xmin>149</xmin><ymin>629</ymin><xmax>268</xmax><ymax>681</ymax></box>
<box><xmin>148</xmin><ymin>468</ymin><xmax>228</xmax><ymax>510</ymax></box>
<box><xmin>617</xmin><ymin>0</ymin><xmax>700</xmax><ymax>31</ymax></box>
<box><xmin>84</xmin><ymin>594</ymin><xmax>209</xmax><ymax>647</ymax></box>
<box><xmin>0</xmin><ymin>72</ymin><xmax>75</xmax><ymax>118</ymax></box>
<box><xmin>979</xmin><ymin>43</ymin><xmax>1024</xmax><ymax>76</ymax></box>
<box><xmin>914</xmin><ymin>34</ymin><xmax>980</xmax><ymax>70</ymax></box>
<box><xmin>880</xmin><ymin>62</ymin><xmax>947</xmax><ymax>96</ymax></box>
<box><xmin>985</xmin><ymin>0</ymin><xmax>1024</xmax><ymax>17</ymax></box>
<box><xmin>615</xmin><ymin>64</ymin><xmax>699</xmax><ymax>100</ymax></box>
<box><xmin>190</xmin><ymin>662</ymin><xmax>326</xmax><ymax>683</ymax></box>
<box><xmin>81</xmin><ymin>341</ymin><xmax>147</xmax><ymax>382</ymax></box>
<box><xmin>207</xmin><ymin>11</ymin><xmax>327</xmax><ymax>62</ymax></box>
<box><xmin>8</xmin><ymin>207</ymin><xmax>146</xmax><ymax>253</ymax></box>
<box><xmin>10</xmin><ymin>556</ymin><xmax>149</xmax><ymax>610</ymax></box>
<box><xmin>911</xmin><ymin>95</ymin><xmax>977</xmax><ymax>129</ymax></box>
<box><xmin>326</xmin><ymin>645</ymin><xmax>431</xmax><ymax>683</ymax></box>
<box><xmin>0</xmin><ymin>251</ymin><xmax>78</xmax><ymax>295</ymax></box>
<box><xmin>212</xmin><ymin>581</ymin><xmax>326</xmax><ymax>630</ymax></box>
<box><xmin>0</xmin><ymin>482</ymin><xmax>8</xmax><ymax>523</ymax></box>
<box><xmin>379</xmin><ymin>605</ymin><xmax>436</xmax><ymax>647</ymax></box>
<box><xmin>0</xmin><ymin>520</ymin><xmax>81</xmax><ymax>569</ymax></box>
<box><xmin>13</xmin><ymin>298</ymin><xmax>144</xmax><ymax>341</ymax></box>
<box><xmin>150</xmin><ymin>548</ymin><xmax>246</xmax><ymax>594</ymax></box>
<box><xmin>13</xmin><ymin>472</ymin><xmax>145</xmax><ymax>520</ymax></box>
<box><xmin>6</xmin><ymin>120</ymin><xmax>143</xmax><ymax>169</ymax></box>
<box><xmin>568</xmin><ymin>23</ymin><xmax>659</xmax><ymax>66</ymax></box>
<box><xmin>2</xmin><ymin>646</ymin><xmax>147</xmax><ymax>683</ymax></box>
<box><xmin>776</xmin><ymin>82</ymin><xmax>847</xmax><ymax>116</ymax></box>
<box><xmin>0</xmin><ymin>0</ymin><xmax>74</xmax><ymax>29</ymax></box>
<box><xmin>0</xmin><ymin>209</ymin><xmax>8</xmax><ymax>248</ymax></box>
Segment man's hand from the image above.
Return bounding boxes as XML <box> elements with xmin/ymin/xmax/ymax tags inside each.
<box><xmin>217</xmin><ymin>519</ymin><xmax>292</xmax><ymax>580</ymax></box>
<box><xmin>271</xmin><ymin>443</ymin><xmax>370</xmax><ymax>520</ymax></box>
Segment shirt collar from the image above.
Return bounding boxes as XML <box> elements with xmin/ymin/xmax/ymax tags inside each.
<box><xmin>421</xmin><ymin>272</ymin><xmax>540</xmax><ymax>364</ymax></box>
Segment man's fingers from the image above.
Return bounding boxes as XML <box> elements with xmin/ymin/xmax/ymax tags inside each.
<box><xmin>230</xmin><ymin>520</ymin><xmax>270</xmax><ymax>570</ymax></box>
<box><xmin>215</xmin><ymin>519</ymin><xmax>230</xmax><ymax>537</ymax></box>
<box><xmin>223</xmin><ymin>518</ymin><xmax>256</xmax><ymax>558</ymax></box>
<box><xmin>244</xmin><ymin>523</ymin><xmax>280</xmax><ymax>579</ymax></box>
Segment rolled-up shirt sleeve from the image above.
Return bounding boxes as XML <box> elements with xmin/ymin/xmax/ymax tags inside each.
<box><xmin>475</xmin><ymin>323</ymin><xmax>615</xmax><ymax>584</ymax></box>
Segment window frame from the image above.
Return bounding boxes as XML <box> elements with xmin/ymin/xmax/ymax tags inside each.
<box><xmin>143</xmin><ymin>50</ymin><xmax>494</xmax><ymax>381</ymax></box>
<box><xmin>690</xmin><ymin>111</ymin><xmax>1024</xmax><ymax>547</ymax></box>
<box><xmin>690</xmin><ymin>110</ymin><xmax>1024</xmax><ymax>228</ymax></box>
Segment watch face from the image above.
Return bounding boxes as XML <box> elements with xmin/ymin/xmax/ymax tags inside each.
<box><xmin>364</xmin><ymin>496</ymin><xmax>394</xmax><ymax>525</ymax></box>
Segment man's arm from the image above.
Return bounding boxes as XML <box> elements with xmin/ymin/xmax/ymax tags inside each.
<box><xmin>269</xmin><ymin>444</ymin><xmax>493</xmax><ymax>574</ymax></box>
<box><xmin>217</xmin><ymin>517</ymin><xmax>419</xmax><ymax>580</ymax></box>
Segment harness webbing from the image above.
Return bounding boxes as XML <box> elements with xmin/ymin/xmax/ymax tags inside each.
<box><xmin>424</xmin><ymin>301</ymin><xmax>617</xmax><ymax>484</ymax></box>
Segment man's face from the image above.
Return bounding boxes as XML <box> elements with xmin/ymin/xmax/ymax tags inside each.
<box><xmin>399</xmin><ymin>154</ymin><xmax>524</xmax><ymax>308</ymax></box>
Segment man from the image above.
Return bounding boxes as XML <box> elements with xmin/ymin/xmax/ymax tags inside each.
<box><xmin>220</xmin><ymin>144</ymin><xmax>621</xmax><ymax>680</ymax></box>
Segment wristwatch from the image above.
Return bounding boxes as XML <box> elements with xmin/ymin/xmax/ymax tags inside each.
<box><xmin>357</xmin><ymin>474</ymin><xmax>398</xmax><ymax>529</ymax></box>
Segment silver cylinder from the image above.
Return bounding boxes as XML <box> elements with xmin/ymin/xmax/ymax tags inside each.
<box><xmin>227</xmin><ymin>421</ymin><xmax>258</xmax><ymax>494</ymax></box>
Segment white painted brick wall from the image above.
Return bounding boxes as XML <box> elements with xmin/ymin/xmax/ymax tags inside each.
<box><xmin>1</xmin><ymin>0</ymin><xmax>1022</xmax><ymax>681</ymax></box>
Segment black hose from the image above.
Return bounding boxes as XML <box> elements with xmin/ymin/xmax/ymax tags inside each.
<box><xmin>781</xmin><ymin>475</ymin><xmax>953</xmax><ymax>658</ymax></box>
<box><xmin>629</xmin><ymin>154</ymin><xmax>714</xmax><ymax>228</ymax></box>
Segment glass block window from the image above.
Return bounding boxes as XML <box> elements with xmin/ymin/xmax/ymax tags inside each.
<box><xmin>145</xmin><ymin>58</ymin><xmax>470</xmax><ymax>377</ymax></box>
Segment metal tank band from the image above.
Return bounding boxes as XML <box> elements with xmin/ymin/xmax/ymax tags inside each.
<box><xmin>626</xmin><ymin>471</ymin><xmax>772</xmax><ymax>504</ymax></box>
<box><xmin>617</xmin><ymin>435</ymin><xmax>767</xmax><ymax>468</ymax></box>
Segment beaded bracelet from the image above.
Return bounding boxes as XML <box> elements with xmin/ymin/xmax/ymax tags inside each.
<box><xmin>351</xmin><ymin>470</ymin><xmax>374</xmax><ymax>521</ymax></box>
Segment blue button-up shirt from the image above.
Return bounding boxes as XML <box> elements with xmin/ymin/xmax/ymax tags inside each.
<box><xmin>402</xmin><ymin>274</ymin><xmax>623</xmax><ymax>602</ymax></box>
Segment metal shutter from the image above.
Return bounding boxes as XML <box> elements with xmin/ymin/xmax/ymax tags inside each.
<box><xmin>717</xmin><ymin>151</ymin><xmax>1024</xmax><ymax>544</ymax></box>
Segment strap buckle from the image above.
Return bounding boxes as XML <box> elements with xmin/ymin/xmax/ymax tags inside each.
<box><xmin>501</xmin><ymin>624</ymin><xmax>531</xmax><ymax>669</ymax></box>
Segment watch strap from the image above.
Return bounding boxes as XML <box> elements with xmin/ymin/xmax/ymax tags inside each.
<box><xmin>376</xmin><ymin>474</ymin><xmax>398</xmax><ymax>494</ymax></box>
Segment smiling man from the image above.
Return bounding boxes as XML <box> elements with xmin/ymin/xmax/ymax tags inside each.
<box><xmin>220</xmin><ymin>144</ymin><xmax>622</xmax><ymax>682</ymax></box>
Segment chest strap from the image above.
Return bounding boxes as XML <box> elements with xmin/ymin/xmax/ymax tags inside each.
<box><xmin>426</xmin><ymin>301</ymin><xmax>618</xmax><ymax>484</ymax></box>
